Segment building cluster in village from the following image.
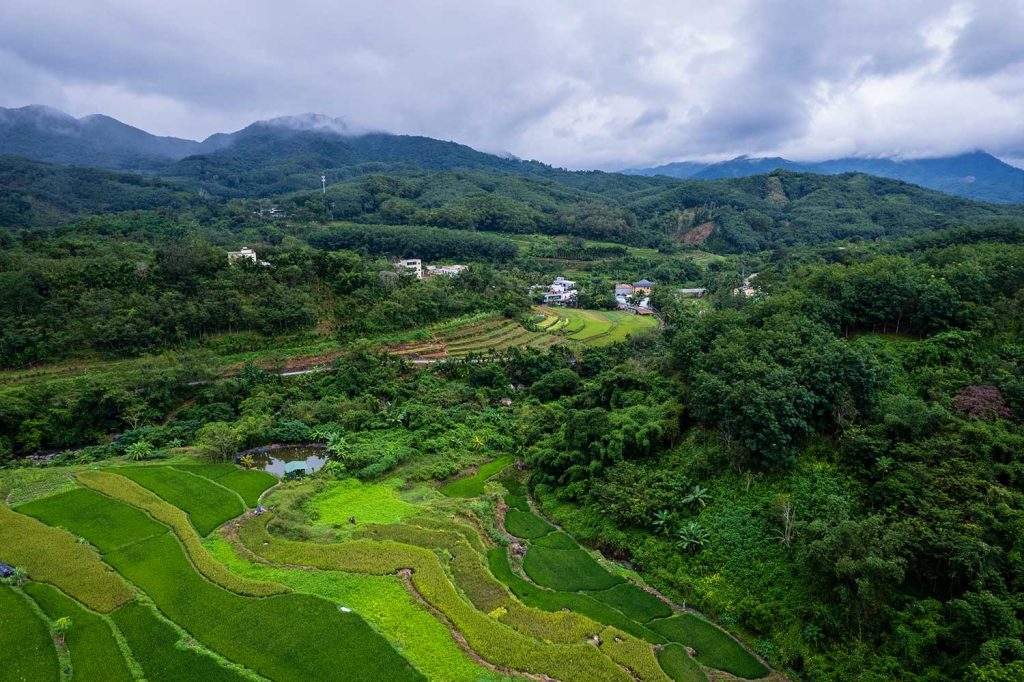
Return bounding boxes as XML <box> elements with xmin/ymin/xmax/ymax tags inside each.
<box><xmin>395</xmin><ymin>259</ymin><xmax>469</xmax><ymax>280</ymax></box>
<box><xmin>614</xmin><ymin>279</ymin><xmax>655</xmax><ymax>313</ymax></box>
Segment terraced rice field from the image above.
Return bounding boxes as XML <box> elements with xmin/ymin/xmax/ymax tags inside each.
<box><xmin>0</xmin><ymin>460</ymin><xmax>770</xmax><ymax>682</ymax></box>
<box><xmin>387</xmin><ymin>307</ymin><xmax>659</xmax><ymax>360</ymax></box>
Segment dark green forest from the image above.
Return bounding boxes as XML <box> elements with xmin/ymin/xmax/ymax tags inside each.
<box><xmin>2</xmin><ymin>152</ymin><xmax>1023</xmax><ymax>682</ymax></box>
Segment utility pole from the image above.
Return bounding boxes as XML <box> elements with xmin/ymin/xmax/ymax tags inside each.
<box><xmin>321</xmin><ymin>174</ymin><xmax>326</xmax><ymax>195</ymax></box>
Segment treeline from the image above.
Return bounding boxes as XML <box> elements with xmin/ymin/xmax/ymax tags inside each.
<box><xmin>307</xmin><ymin>222</ymin><xmax>520</xmax><ymax>261</ymax></box>
<box><xmin>0</xmin><ymin>156</ymin><xmax>207</xmax><ymax>228</ymax></box>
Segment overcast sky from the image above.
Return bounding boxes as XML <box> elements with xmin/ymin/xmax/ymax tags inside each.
<box><xmin>3</xmin><ymin>0</ymin><xmax>1024</xmax><ymax>169</ymax></box>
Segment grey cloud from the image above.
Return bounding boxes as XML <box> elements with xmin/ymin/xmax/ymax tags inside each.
<box><xmin>0</xmin><ymin>0</ymin><xmax>1022</xmax><ymax>168</ymax></box>
<box><xmin>949</xmin><ymin>2</ymin><xmax>1024</xmax><ymax>76</ymax></box>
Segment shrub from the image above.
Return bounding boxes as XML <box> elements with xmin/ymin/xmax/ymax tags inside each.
<box><xmin>271</xmin><ymin>419</ymin><xmax>315</xmax><ymax>443</ymax></box>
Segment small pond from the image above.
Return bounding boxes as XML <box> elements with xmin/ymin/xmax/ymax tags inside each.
<box><xmin>244</xmin><ymin>445</ymin><xmax>328</xmax><ymax>477</ymax></box>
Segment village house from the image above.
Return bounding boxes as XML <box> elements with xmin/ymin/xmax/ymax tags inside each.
<box><xmin>615</xmin><ymin>278</ymin><xmax>655</xmax><ymax>311</ymax></box>
<box><xmin>543</xmin><ymin>276</ymin><xmax>577</xmax><ymax>305</ymax></box>
<box><xmin>395</xmin><ymin>258</ymin><xmax>423</xmax><ymax>279</ymax></box>
<box><xmin>227</xmin><ymin>247</ymin><xmax>270</xmax><ymax>267</ymax></box>
<box><xmin>632</xmin><ymin>279</ymin><xmax>655</xmax><ymax>295</ymax></box>
<box><xmin>678</xmin><ymin>288</ymin><xmax>707</xmax><ymax>298</ymax></box>
<box><xmin>426</xmin><ymin>264</ymin><xmax>469</xmax><ymax>277</ymax></box>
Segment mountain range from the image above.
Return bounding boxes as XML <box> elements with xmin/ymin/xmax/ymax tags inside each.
<box><xmin>623</xmin><ymin>153</ymin><xmax>1024</xmax><ymax>203</ymax></box>
<box><xmin>2</xmin><ymin>104</ymin><xmax>1024</xmax><ymax>203</ymax></box>
<box><xmin>0</xmin><ymin>105</ymin><xmax>534</xmax><ymax>197</ymax></box>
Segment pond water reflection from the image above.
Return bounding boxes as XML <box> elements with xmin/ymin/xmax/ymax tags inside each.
<box><xmin>247</xmin><ymin>446</ymin><xmax>328</xmax><ymax>477</ymax></box>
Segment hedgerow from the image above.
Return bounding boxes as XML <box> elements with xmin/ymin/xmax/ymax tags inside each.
<box><xmin>0</xmin><ymin>586</ymin><xmax>59</xmax><ymax>682</ymax></box>
<box><xmin>77</xmin><ymin>470</ymin><xmax>286</xmax><ymax>597</ymax></box>
<box><xmin>23</xmin><ymin>582</ymin><xmax>134</xmax><ymax>682</ymax></box>
<box><xmin>240</xmin><ymin>515</ymin><xmax>634</xmax><ymax>682</ymax></box>
<box><xmin>0</xmin><ymin>504</ymin><xmax>132</xmax><ymax>612</ymax></box>
<box><xmin>657</xmin><ymin>643</ymin><xmax>709</xmax><ymax>682</ymax></box>
<box><xmin>648</xmin><ymin>614</ymin><xmax>768</xmax><ymax>679</ymax></box>
<box><xmin>117</xmin><ymin>466</ymin><xmax>245</xmax><ymax>535</ymax></box>
<box><xmin>599</xmin><ymin>626</ymin><xmax>672</xmax><ymax>682</ymax></box>
<box><xmin>172</xmin><ymin>463</ymin><xmax>276</xmax><ymax>507</ymax></box>
<box><xmin>109</xmin><ymin>601</ymin><xmax>250</xmax><ymax>682</ymax></box>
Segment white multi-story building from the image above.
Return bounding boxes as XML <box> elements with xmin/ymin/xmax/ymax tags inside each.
<box><xmin>228</xmin><ymin>247</ymin><xmax>270</xmax><ymax>267</ymax></box>
<box><xmin>544</xmin><ymin>276</ymin><xmax>577</xmax><ymax>305</ymax></box>
<box><xmin>396</xmin><ymin>259</ymin><xmax>423</xmax><ymax>279</ymax></box>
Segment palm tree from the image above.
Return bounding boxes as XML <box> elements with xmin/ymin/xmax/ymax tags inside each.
<box><xmin>471</xmin><ymin>434</ymin><xmax>486</xmax><ymax>450</ymax></box>
<box><xmin>676</xmin><ymin>521</ymin><xmax>709</xmax><ymax>553</ymax></box>
<box><xmin>683</xmin><ymin>484</ymin><xmax>711</xmax><ymax>509</ymax></box>
<box><xmin>652</xmin><ymin>509</ymin><xmax>672</xmax><ymax>536</ymax></box>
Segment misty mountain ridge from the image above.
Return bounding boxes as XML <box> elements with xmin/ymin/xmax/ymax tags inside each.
<box><xmin>0</xmin><ymin>105</ymin><xmax>539</xmax><ymax>195</ymax></box>
<box><xmin>2</xmin><ymin>104</ymin><xmax>1023</xmax><ymax>203</ymax></box>
<box><xmin>624</xmin><ymin>151</ymin><xmax>1024</xmax><ymax>203</ymax></box>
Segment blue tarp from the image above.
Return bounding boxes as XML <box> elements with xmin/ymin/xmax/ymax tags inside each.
<box><xmin>284</xmin><ymin>460</ymin><xmax>307</xmax><ymax>475</ymax></box>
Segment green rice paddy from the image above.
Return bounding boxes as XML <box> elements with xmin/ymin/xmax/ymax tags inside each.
<box><xmin>0</xmin><ymin>587</ymin><xmax>59</xmax><ymax>682</ymax></box>
<box><xmin>116</xmin><ymin>466</ymin><xmax>245</xmax><ymax>535</ymax></box>
<box><xmin>440</xmin><ymin>456</ymin><xmax>514</xmax><ymax>497</ymax></box>
<box><xmin>311</xmin><ymin>478</ymin><xmax>418</xmax><ymax>527</ymax></box>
